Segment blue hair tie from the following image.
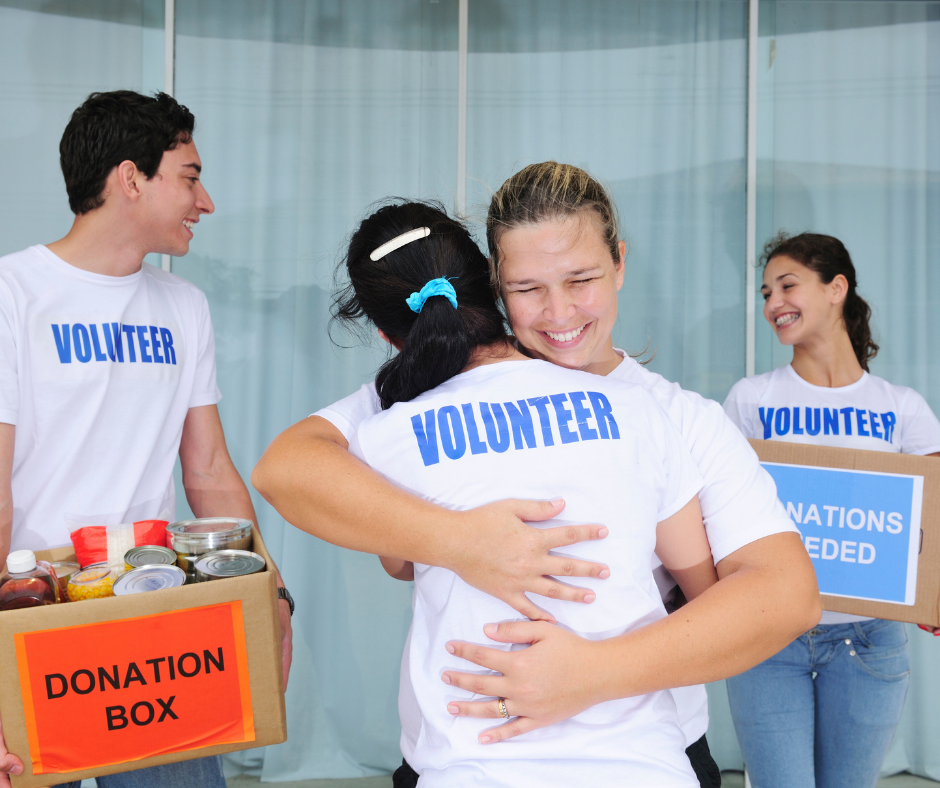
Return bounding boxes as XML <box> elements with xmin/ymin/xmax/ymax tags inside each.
<box><xmin>406</xmin><ymin>277</ymin><xmax>458</xmax><ymax>313</ymax></box>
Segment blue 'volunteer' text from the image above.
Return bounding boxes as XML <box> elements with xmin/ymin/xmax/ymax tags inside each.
<box><xmin>51</xmin><ymin>323</ymin><xmax>177</xmax><ymax>365</ymax></box>
<box><xmin>411</xmin><ymin>391</ymin><xmax>620</xmax><ymax>467</ymax></box>
<box><xmin>758</xmin><ymin>406</ymin><xmax>896</xmax><ymax>443</ymax></box>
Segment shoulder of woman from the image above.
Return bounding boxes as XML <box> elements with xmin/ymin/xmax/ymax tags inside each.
<box><xmin>724</xmin><ymin>371</ymin><xmax>771</xmax><ymax>405</ymax></box>
<box><xmin>864</xmin><ymin>373</ymin><xmax>928</xmax><ymax>408</ymax></box>
<box><xmin>889</xmin><ymin>379</ymin><xmax>937</xmax><ymax>416</ymax></box>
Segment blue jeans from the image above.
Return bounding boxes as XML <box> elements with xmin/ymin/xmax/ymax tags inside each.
<box><xmin>727</xmin><ymin>619</ymin><xmax>909</xmax><ymax>788</ymax></box>
<box><xmin>51</xmin><ymin>755</ymin><xmax>226</xmax><ymax>788</ymax></box>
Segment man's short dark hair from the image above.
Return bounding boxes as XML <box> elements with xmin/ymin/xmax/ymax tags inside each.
<box><xmin>60</xmin><ymin>90</ymin><xmax>196</xmax><ymax>215</ymax></box>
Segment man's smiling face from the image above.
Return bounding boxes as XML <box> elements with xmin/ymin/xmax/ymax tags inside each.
<box><xmin>139</xmin><ymin>139</ymin><xmax>214</xmax><ymax>257</ymax></box>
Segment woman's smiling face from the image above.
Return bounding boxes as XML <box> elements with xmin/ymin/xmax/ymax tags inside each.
<box><xmin>499</xmin><ymin>213</ymin><xmax>625</xmax><ymax>376</ymax></box>
<box><xmin>761</xmin><ymin>254</ymin><xmax>847</xmax><ymax>347</ymax></box>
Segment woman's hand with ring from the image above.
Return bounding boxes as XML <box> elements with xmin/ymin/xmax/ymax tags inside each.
<box><xmin>442</xmin><ymin>620</ymin><xmax>608</xmax><ymax>743</ymax></box>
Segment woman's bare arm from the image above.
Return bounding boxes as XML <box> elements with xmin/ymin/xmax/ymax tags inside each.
<box><xmin>380</xmin><ymin>555</ymin><xmax>415</xmax><ymax>581</ymax></box>
<box><xmin>252</xmin><ymin>416</ymin><xmax>611</xmax><ymax>621</ymax></box>
<box><xmin>443</xmin><ymin>531</ymin><xmax>821</xmax><ymax>742</ymax></box>
<box><xmin>655</xmin><ymin>496</ymin><xmax>719</xmax><ymax>601</ymax></box>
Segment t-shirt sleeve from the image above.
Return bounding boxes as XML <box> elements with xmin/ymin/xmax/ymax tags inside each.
<box><xmin>690</xmin><ymin>400</ymin><xmax>798</xmax><ymax>563</ymax></box>
<box><xmin>722</xmin><ymin>378</ymin><xmax>760</xmax><ymax>439</ymax></box>
<box><xmin>651</xmin><ymin>397</ymin><xmax>704</xmax><ymax>522</ymax></box>
<box><xmin>0</xmin><ymin>281</ymin><xmax>17</xmax><ymax>426</ymax></box>
<box><xmin>897</xmin><ymin>387</ymin><xmax>940</xmax><ymax>456</ymax></box>
<box><xmin>188</xmin><ymin>289</ymin><xmax>222</xmax><ymax>409</ymax></box>
<box><xmin>347</xmin><ymin>428</ymin><xmax>366</xmax><ymax>464</ymax></box>
<box><xmin>313</xmin><ymin>382</ymin><xmax>381</xmax><ymax>442</ymax></box>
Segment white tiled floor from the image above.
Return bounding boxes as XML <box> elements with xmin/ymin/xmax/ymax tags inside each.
<box><xmin>225</xmin><ymin>772</ymin><xmax>940</xmax><ymax>787</ymax></box>
<box><xmin>226</xmin><ymin>778</ymin><xmax>391</xmax><ymax>788</ymax></box>
<box><xmin>720</xmin><ymin>773</ymin><xmax>937</xmax><ymax>788</ymax></box>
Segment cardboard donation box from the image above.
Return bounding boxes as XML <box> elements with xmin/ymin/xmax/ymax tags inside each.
<box><xmin>0</xmin><ymin>526</ymin><xmax>287</xmax><ymax>788</ymax></box>
<box><xmin>751</xmin><ymin>439</ymin><xmax>940</xmax><ymax>626</ymax></box>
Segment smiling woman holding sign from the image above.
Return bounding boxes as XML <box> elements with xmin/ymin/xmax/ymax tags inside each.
<box><xmin>723</xmin><ymin>232</ymin><xmax>940</xmax><ymax>788</ymax></box>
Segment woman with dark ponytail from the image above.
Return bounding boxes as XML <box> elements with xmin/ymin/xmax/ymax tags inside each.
<box><xmin>333</xmin><ymin>201</ymin><xmax>508</xmax><ymax>410</ymax></box>
<box><xmin>723</xmin><ymin>232</ymin><xmax>940</xmax><ymax>788</ymax></box>
<box><xmin>330</xmin><ymin>200</ymin><xmax>724</xmax><ymax>787</ymax></box>
<box><xmin>257</xmin><ymin>174</ymin><xmax>820</xmax><ymax>788</ymax></box>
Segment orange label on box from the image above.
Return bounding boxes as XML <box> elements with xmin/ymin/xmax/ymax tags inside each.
<box><xmin>13</xmin><ymin>602</ymin><xmax>254</xmax><ymax>775</ymax></box>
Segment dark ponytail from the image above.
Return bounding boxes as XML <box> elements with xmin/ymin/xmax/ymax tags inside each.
<box><xmin>761</xmin><ymin>232</ymin><xmax>878</xmax><ymax>371</ymax></box>
<box><xmin>332</xmin><ymin>201</ymin><xmax>509</xmax><ymax>409</ymax></box>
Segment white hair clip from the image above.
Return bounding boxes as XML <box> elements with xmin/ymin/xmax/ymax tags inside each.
<box><xmin>370</xmin><ymin>227</ymin><xmax>431</xmax><ymax>261</ymax></box>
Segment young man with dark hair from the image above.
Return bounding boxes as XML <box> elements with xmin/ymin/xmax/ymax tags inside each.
<box><xmin>0</xmin><ymin>90</ymin><xmax>292</xmax><ymax>788</ymax></box>
<box><xmin>60</xmin><ymin>90</ymin><xmax>198</xmax><ymax>215</ymax></box>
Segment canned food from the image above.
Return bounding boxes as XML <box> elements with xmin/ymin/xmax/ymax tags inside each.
<box><xmin>113</xmin><ymin>565</ymin><xmax>187</xmax><ymax>595</ymax></box>
<box><xmin>124</xmin><ymin>545</ymin><xmax>178</xmax><ymax>572</ymax></box>
<box><xmin>48</xmin><ymin>561</ymin><xmax>80</xmax><ymax>600</ymax></box>
<box><xmin>67</xmin><ymin>567</ymin><xmax>116</xmax><ymax>601</ymax></box>
<box><xmin>166</xmin><ymin>518</ymin><xmax>253</xmax><ymax>582</ymax></box>
<box><xmin>195</xmin><ymin>550</ymin><xmax>266</xmax><ymax>582</ymax></box>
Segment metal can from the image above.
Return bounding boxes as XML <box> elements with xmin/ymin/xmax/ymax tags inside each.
<box><xmin>124</xmin><ymin>545</ymin><xmax>178</xmax><ymax>572</ymax></box>
<box><xmin>113</xmin><ymin>565</ymin><xmax>187</xmax><ymax>595</ymax></box>
<box><xmin>67</xmin><ymin>567</ymin><xmax>116</xmax><ymax>601</ymax></box>
<box><xmin>195</xmin><ymin>550</ymin><xmax>266</xmax><ymax>582</ymax></box>
<box><xmin>166</xmin><ymin>518</ymin><xmax>253</xmax><ymax>583</ymax></box>
<box><xmin>48</xmin><ymin>561</ymin><xmax>80</xmax><ymax>600</ymax></box>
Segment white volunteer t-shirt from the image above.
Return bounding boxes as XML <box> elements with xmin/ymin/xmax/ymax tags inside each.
<box><xmin>724</xmin><ymin>363</ymin><xmax>940</xmax><ymax>624</ymax></box>
<box><xmin>610</xmin><ymin>350</ymin><xmax>797</xmax><ymax>742</ymax></box>
<box><xmin>349</xmin><ymin>359</ymin><xmax>703</xmax><ymax>788</ymax></box>
<box><xmin>0</xmin><ymin>245</ymin><xmax>221</xmax><ymax>551</ymax></box>
<box><xmin>315</xmin><ymin>352</ymin><xmax>798</xmax><ymax>748</ymax></box>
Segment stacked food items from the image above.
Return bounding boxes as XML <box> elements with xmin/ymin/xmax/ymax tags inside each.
<box><xmin>167</xmin><ymin>518</ymin><xmax>253</xmax><ymax>583</ymax></box>
<box><xmin>0</xmin><ymin>518</ymin><xmax>266</xmax><ymax>611</ymax></box>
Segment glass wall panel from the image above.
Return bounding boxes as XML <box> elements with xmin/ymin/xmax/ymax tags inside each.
<box><xmin>0</xmin><ymin>0</ymin><xmax>164</xmax><ymax>258</ymax></box>
<box><xmin>710</xmin><ymin>3</ymin><xmax>940</xmax><ymax>778</ymax></box>
<box><xmin>754</xmin><ymin>1</ymin><xmax>940</xmax><ymax>408</ymax></box>
<box><xmin>172</xmin><ymin>1</ymin><xmax>457</xmax><ymax>777</ymax></box>
<box><xmin>467</xmin><ymin>0</ymin><xmax>749</xmax><ymax>402</ymax></box>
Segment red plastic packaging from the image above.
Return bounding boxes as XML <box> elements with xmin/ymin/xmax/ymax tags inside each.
<box><xmin>69</xmin><ymin>520</ymin><xmax>169</xmax><ymax>569</ymax></box>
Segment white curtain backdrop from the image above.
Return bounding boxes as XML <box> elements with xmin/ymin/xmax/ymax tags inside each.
<box><xmin>467</xmin><ymin>0</ymin><xmax>748</xmax><ymax>404</ymax></box>
<box><xmin>0</xmin><ymin>2</ymin><xmax>164</xmax><ymax>258</ymax></box>
<box><xmin>1</xmin><ymin>0</ymin><xmax>938</xmax><ymax>780</ymax></box>
<box><xmin>172</xmin><ymin>1</ymin><xmax>459</xmax><ymax>778</ymax></box>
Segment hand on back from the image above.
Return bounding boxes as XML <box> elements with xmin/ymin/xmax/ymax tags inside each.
<box><xmin>449</xmin><ymin>498</ymin><xmax>609</xmax><ymax>622</ymax></box>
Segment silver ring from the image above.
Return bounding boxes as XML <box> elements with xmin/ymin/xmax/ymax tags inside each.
<box><xmin>498</xmin><ymin>698</ymin><xmax>510</xmax><ymax>719</ymax></box>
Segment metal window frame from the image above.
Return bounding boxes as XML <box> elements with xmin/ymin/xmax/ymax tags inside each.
<box><xmin>745</xmin><ymin>0</ymin><xmax>759</xmax><ymax>377</ymax></box>
<box><xmin>161</xmin><ymin>0</ymin><xmax>175</xmax><ymax>273</ymax></box>
<box><xmin>456</xmin><ymin>0</ymin><xmax>469</xmax><ymax>216</ymax></box>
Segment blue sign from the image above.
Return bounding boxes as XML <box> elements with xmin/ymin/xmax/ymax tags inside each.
<box><xmin>762</xmin><ymin>463</ymin><xmax>923</xmax><ymax>605</ymax></box>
